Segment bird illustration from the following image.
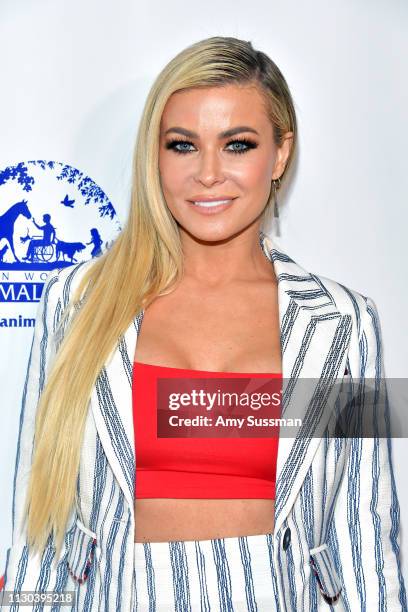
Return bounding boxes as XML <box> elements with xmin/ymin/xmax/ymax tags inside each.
<box><xmin>60</xmin><ymin>194</ymin><xmax>75</xmax><ymax>208</ymax></box>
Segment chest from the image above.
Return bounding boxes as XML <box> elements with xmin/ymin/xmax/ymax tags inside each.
<box><xmin>134</xmin><ymin>281</ymin><xmax>282</xmax><ymax>373</ymax></box>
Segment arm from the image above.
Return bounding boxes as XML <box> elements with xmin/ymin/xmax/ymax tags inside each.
<box><xmin>331</xmin><ymin>296</ymin><xmax>407</xmax><ymax>610</ymax></box>
<box><xmin>2</xmin><ymin>269</ymin><xmax>73</xmax><ymax>607</ymax></box>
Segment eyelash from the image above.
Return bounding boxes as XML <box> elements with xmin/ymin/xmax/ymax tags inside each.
<box><xmin>164</xmin><ymin>137</ymin><xmax>258</xmax><ymax>155</ymax></box>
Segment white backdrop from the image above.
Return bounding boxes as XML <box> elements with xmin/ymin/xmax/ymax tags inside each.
<box><xmin>1</xmin><ymin>0</ymin><xmax>406</xmax><ymax>582</ymax></box>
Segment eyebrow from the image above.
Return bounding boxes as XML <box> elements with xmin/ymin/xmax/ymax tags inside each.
<box><xmin>164</xmin><ymin>126</ymin><xmax>259</xmax><ymax>139</ymax></box>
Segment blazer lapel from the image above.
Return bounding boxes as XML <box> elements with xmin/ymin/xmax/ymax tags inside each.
<box><xmin>260</xmin><ymin>232</ymin><xmax>352</xmax><ymax>534</ymax></box>
<box><xmin>90</xmin><ymin>311</ymin><xmax>140</xmax><ymax>519</ymax></box>
<box><xmin>90</xmin><ymin>231</ymin><xmax>352</xmax><ymax>535</ymax></box>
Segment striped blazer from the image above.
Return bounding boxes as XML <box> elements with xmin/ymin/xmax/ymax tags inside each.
<box><xmin>2</xmin><ymin>230</ymin><xmax>407</xmax><ymax>611</ymax></box>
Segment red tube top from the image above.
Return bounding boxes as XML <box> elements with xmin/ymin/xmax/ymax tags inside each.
<box><xmin>133</xmin><ymin>361</ymin><xmax>281</xmax><ymax>499</ymax></box>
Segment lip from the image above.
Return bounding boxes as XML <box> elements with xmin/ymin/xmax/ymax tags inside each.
<box><xmin>186</xmin><ymin>197</ymin><xmax>237</xmax><ymax>215</ymax></box>
<box><xmin>188</xmin><ymin>196</ymin><xmax>237</xmax><ymax>202</ymax></box>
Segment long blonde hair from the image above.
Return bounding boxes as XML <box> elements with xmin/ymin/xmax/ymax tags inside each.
<box><xmin>24</xmin><ymin>35</ymin><xmax>298</xmax><ymax>556</ymax></box>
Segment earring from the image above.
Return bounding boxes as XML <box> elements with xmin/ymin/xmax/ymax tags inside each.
<box><xmin>272</xmin><ymin>177</ymin><xmax>281</xmax><ymax>219</ymax></box>
<box><xmin>272</xmin><ymin>177</ymin><xmax>281</xmax><ymax>236</ymax></box>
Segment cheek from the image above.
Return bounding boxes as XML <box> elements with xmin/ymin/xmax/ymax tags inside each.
<box><xmin>236</xmin><ymin>159</ymin><xmax>272</xmax><ymax>193</ymax></box>
<box><xmin>159</xmin><ymin>156</ymin><xmax>188</xmax><ymax>198</ymax></box>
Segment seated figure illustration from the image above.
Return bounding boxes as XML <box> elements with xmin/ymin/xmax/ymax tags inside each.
<box><xmin>23</xmin><ymin>214</ymin><xmax>56</xmax><ymax>262</ymax></box>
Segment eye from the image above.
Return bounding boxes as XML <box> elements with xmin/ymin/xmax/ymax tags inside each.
<box><xmin>225</xmin><ymin>138</ymin><xmax>258</xmax><ymax>154</ymax></box>
<box><xmin>164</xmin><ymin>138</ymin><xmax>258</xmax><ymax>155</ymax></box>
<box><xmin>165</xmin><ymin>139</ymin><xmax>195</xmax><ymax>154</ymax></box>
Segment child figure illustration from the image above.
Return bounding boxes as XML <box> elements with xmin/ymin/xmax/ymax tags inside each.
<box><xmin>86</xmin><ymin>228</ymin><xmax>103</xmax><ymax>258</ymax></box>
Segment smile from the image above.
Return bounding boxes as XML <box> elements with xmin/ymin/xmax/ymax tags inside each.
<box><xmin>189</xmin><ymin>198</ymin><xmax>235</xmax><ymax>208</ymax></box>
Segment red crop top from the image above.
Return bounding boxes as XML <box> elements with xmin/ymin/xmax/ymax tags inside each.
<box><xmin>133</xmin><ymin>361</ymin><xmax>281</xmax><ymax>499</ymax></box>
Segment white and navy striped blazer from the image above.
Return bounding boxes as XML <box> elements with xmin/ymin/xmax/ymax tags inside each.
<box><xmin>2</xmin><ymin>230</ymin><xmax>407</xmax><ymax>611</ymax></box>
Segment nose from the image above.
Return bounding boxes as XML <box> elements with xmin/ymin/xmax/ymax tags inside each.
<box><xmin>194</xmin><ymin>148</ymin><xmax>225</xmax><ymax>187</ymax></box>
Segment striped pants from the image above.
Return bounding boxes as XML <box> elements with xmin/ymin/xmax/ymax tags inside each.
<box><xmin>133</xmin><ymin>532</ymin><xmax>280</xmax><ymax>611</ymax></box>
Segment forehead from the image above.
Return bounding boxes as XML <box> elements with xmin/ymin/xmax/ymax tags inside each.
<box><xmin>160</xmin><ymin>84</ymin><xmax>270</xmax><ymax>131</ymax></box>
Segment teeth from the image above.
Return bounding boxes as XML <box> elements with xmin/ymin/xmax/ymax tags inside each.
<box><xmin>192</xmin><ymin>199</ymin><xmax>232</xmax><ymax>208</ymax></box>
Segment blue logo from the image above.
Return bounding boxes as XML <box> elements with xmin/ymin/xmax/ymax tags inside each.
<box><xmin>0</xmin><ymin>160</ymin><xmax>121</xmax><ymax>306</ymax></box>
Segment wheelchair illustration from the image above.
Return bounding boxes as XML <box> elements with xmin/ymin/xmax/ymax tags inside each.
<box><xmin>33</xmin><ymin>236</ymin><xmax>55</xmax><ymax>262</ymax></box>
<box><xmin>23</xmin><ymin>234</ymin><xmax>57</xmax><ymax>263</ymax></box>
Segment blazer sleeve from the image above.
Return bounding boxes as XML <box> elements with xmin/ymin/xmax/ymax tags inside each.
<box><xmin>332</xmin><ymin>296</ymin><xmax>407</xmax><ymax>610</ymax></box>
<box><xmin>2</xmin><ymin>268</ymin><xmax>74</xmax><ymax>605</ymax></box>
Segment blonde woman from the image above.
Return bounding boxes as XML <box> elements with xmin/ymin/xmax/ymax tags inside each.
<box><xmin>2</xmin><ymin>36</ymin><xmax>406</xmax><ymax>611</ymax></box>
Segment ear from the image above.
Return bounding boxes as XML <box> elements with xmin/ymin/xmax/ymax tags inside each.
<box><xmin>272</xmin><ymin>131</ymin><xmax>293</xmax><ymax>180</ymax></box>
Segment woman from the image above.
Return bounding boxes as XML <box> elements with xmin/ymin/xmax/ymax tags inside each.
<box><xmin>2</xmin><ymin>36</ymin><xmax>406</xmax><ymax>611</ymax></box>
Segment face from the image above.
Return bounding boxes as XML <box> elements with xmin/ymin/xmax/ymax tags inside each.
<box><xmin>158</xmin><ymin>83</ymin><xmax>293</xmax><ymax>244</ymax></box>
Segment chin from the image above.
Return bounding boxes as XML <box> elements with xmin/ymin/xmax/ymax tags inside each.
<box><xmin>180</xmin><ymin>223</ymin><xmax>252</xmax><ymax>245</ymax></box>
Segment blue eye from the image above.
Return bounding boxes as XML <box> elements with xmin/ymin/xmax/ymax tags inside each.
<box><xmin>169</xmin><ymin>141</ymin><xmax>194</xmax><ymax>154</ymax></box>
<box><xmin>226</xmin><ymin>139</ymin><xmax>256</xmax><ymax>154</ymax></box>
<box><xmin>165</xmin><ymin>138</ymin><xmax>258</xmax><ymax>155</ymax></box>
